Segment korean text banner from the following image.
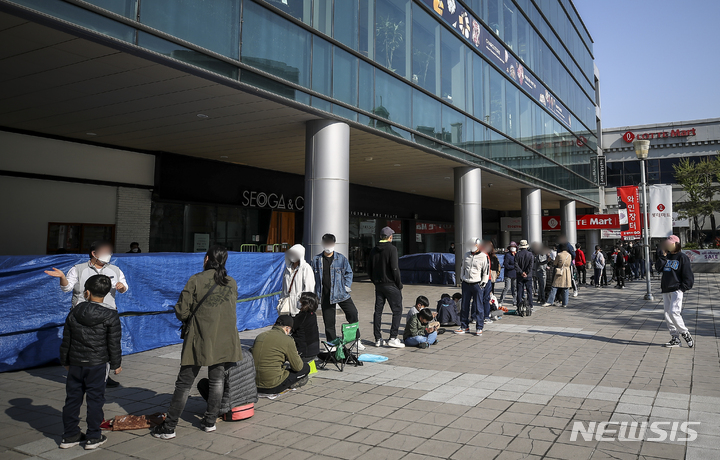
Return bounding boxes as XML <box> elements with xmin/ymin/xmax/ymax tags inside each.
<box><xmin>421</xmin><ymin>0</ymin><xmax>572</xmax><ymax>128</ymax></box>
<box><xmin>649</xmin><ymin>185</ymin><xmax>673</xmax><ymax>238</ymax></box>
<box><xmin>617</xmin><ymin>186</ymin><xmax>642</xmax><ymax>239</ymax></box>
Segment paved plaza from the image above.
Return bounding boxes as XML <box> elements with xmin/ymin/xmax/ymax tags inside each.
<box><xmin>1</xmin><ymin>275</ymin><xmax>719</xmax><ymax>460</ymax></box>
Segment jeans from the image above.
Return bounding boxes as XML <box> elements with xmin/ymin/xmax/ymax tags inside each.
<box><xmin>482</xmin><ymin>281</ymin><xmax>494</xmax><ymax>318</ymax></box>
<box><xmin>638</xmin><ymin>260</ymin><xmax>646</xmax><ymax>278</ymax></box>
<box><xmin>63</xmin><ymin>363</ymin><xmax>107</xmax><ymax>439</ymax></box>
<box><xmin>460</xmin><ymin>281</ymin><xmax>484</xmax><ymax>330</ymax></box>
<box><xmin>534</xmin><ymin>270</ymin><xmax>547</xmax><ymax>303</ymax></box>
<box><xmin>321</xmin><ymin>297</ymin><xmax>359</xmax><ymax>342</ymax></box>
<box><xmin>165</xmin><ymin>363</ymin><xmax>225</xmax><ymax>429</ymax></box>
<box><xmin>499</xmin><ymin>277</ymin><xmax>516</xmax><ymax>305</ymax></box>
<box><xmin>593</xmin><ymin>268</ymin><xmax>603</xmax><ymax>286</ymax></box>
<box><xmin>663</xmin><ymin>291</ymin><xmax>688</xmax><ymax>337</ymax></box>
<box><xmin>577</xmin><ymin>265</ymin><xmax>586</xmax><ymax>284</ymax></box>
<box><xmin>404</xmin><ymin>330</ymin><xmax>438</xmax><ymax>347</ymax></box>
<box><xmin>373</xmin><ymin>284</ymin><xmax>403</xmax><ymax>340</ymax></box>
<box><xmin>546</xmin><ymin>287</ymin><xmax>569</xmax><ymax>306</ymax></box>
<box><xmin>257</xmin><ymin>363</ymin><xmax>311</xmax><ymax>394</ymax></box>
<box><xmin>516</xmin><ymin>277</ymin><xmax>533</xmax><ymax>308</ymax></box>
<box><xmin>601</xmin><ymin>267</ymin><xmax>608</xmax><ymax>285</ymax></box>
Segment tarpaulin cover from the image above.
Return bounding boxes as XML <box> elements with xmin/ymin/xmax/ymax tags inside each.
<box><xmin>399</xmin><ymin>253</ymin><xmax>506</xmax><ymax>285</ymax></box>
<box><xmin>0</xmin><ymin>252</ymin><xmax>285</xmax><ymax>373</ymax></box>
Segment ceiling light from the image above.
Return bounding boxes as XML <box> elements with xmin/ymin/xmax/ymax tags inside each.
<box><xmin>197</xmin><ymin>114</ymin><xmax>209</xmax><ymax>119</ymax></box>
<box><xmin>365</xmin><ymin>157</ymin><xmax>373</xmax><ymax>161</ymax></box>
<box><xmin>444</xmin><ymin>176</ymin><xmax>451</xmax><ymax>180</ymax></box>
<box><xmin>220</xmin><ymin>155</ymin><xmax>228</xmax><ymax>159</ymax></box>
<box><xmin>394</xmin><ymin>164</ymin><xmax>401</xmax><ymax>167</ymax></box>
<box><xmin>86</xmin><ymin>132</ymin><xmax>97</xmax><ymax>136</ymax></box>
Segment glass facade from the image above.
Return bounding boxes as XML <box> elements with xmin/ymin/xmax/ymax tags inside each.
<box><xmin>12</xmin><ymin>0</ymin><xmax>600</xmax><ymax>204</ymax></box>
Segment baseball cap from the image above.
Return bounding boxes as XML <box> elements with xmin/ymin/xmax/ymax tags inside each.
<box><xmin>275</xmin><ymin>315</ymin><xmax>294</xmax><ymax>328</ymax></box>
<box><xmin>380</xmin><ymin>226</ymin><xmax>395</xmax><ymax>238</ymax></box>
<box><xmin>667</xmin><ymin>235</ymin><xmax>680</xmax><ymax>244</ymax></box>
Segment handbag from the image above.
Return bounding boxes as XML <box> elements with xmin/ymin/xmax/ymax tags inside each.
<box><xmin>277</xmin><ymin>268</ymin><xmax>299</xmax><ymax>315</ymax></box>
<box><xmin>179</xmin><ymin>283</ymin><xmax>217</xmax><ymax>339</ymax></box>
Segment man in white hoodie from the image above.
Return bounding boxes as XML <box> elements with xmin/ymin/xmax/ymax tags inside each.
<box><xmin>279</xmin><ymin>244</ymin><xmax>315</xmax><ymax>316</ymax></box>
<box><xmin>455</xmin><ymin>238</ymin><xmax>490</xmax><ymax>337</ymax></box>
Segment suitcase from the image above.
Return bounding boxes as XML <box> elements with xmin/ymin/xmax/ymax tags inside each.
<box><xmin>222</xmin><ymin>403</ymin><xmax>255</xmax><ymax>422</ymax></box>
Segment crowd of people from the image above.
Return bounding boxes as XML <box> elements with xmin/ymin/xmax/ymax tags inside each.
<box><xmin>45</xmin><ymin>230</ymin><xmax>695</xmax><ymax>449</ymax></box>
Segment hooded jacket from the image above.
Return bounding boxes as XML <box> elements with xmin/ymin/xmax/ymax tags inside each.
<box><xmin>59</xmin><ymin>301</ymin><xmax>122</xmax><ymax>369</ymax></box>
<box><xmin>281</xmin><ymin>244</ymin><xmax>315</xmax><ymax>316</ymax></box>
<box><xmin>656</xmin><ymin>251</ymin><xmax>694</xmax><ymax>293</ymax></box>
<box><xmin>367</xmin><ymin>241</ymin><xmax>403</xmax><ymax>289</ymax></box>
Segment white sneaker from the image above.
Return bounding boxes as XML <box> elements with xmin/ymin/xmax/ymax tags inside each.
<box><xmin>386</xmin><ymin>338</ymin><xmax>405</xmax><ymax>348</ymax></box>
<box><xmin>357</xmin><ymin>342</ymin><xmax>366</xmax><ymax>351</ymax></box>
<box><xmin>573</xmin><ymin>291</ymin><xmax>578</xmax><ymax>297</ymax></box>
<box><xmin>541</xmin><ymin>303</ymin><xmax>551</xmax><ymax>307</ymax></box>
<box><xmin>374</xmin><ymin>339</ymin><xmax>386</xmax><ymax>347</ymax></box>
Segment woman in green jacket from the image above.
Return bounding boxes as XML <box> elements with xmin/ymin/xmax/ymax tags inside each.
<box><xmin>153</xmin><ymin>246</ymin><xmax>242</xmax><ymax>440</ymax></box>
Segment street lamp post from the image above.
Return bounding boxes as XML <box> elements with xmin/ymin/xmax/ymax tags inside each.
<box><xmin>633</xmin><ymin>139</ymin><xmax>654</xmax><ymax>301</ymax></box>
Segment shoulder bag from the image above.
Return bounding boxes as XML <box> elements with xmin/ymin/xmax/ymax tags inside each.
<box><xmin>277</xmin><ymin>268</ymin><xmax>299</xmax><ymax>315</ymax></box>
<box><xmin>180</xmin><ymin>283</ymin><xmax>217</xmax><ymax>340</ymax></box>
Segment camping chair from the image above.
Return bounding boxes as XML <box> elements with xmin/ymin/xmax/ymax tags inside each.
<box><xmin>318</xmin><ymin>322</ymin><xmax>363</xmax><ymax>372</ymax></box>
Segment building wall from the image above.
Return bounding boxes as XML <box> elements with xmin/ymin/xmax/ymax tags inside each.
<box><xmin>0</xmin><ymin>176</ymin><xmax>118</xmax><ymax>255</ymax></box>
<box><xmin>0</xmin><ymin>131</ymin><xmax>155</xmax><ymax>255</ymax></box>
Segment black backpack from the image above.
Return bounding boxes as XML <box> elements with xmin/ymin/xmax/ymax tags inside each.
<box><xmin>517</xmin><ymin>296</ymin><xmax>532</xmax><ymax>317</ymax></box>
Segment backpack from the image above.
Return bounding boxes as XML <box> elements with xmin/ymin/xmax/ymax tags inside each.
<box><xmin>517</xmin><ymin>296</ymin><xmax>531</xmax><ymax>317</ymax></box>
<box><xmin>222</xmin><ymin>403</ymin><xmax>255</xmax><ymax>422</ymax></box>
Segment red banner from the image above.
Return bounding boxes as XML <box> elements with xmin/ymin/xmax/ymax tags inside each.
<box><xmin>617</xmin><ymin>186</ymin><xmax>642</xmax><ymax>239</ymax></box>
<box><xmin>543</xmin><ymin>216</ymin><xmax>561</xmax><ymax>231</ymax></box>
<box><xmin>576</xmin><ymin>214</ymin><xmax>620</xmax><ymax>230</ymax></box>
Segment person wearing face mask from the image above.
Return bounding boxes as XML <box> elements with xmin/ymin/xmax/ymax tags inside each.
<box><xmin>367</xmin><ymin>226</ymin><xmax>405</xmax><ymax>348</ymax></box>
<box><xmin>498</xmin><ymin>242</ymin><xmax>518</xmax><ymax>307</ymax></box>
<box><xmin>311</xmin><ymin>234</ymin><xmax>364</xmax><ymax>349</ymax></box>
<box><xmin>45</xmin><ymin>240</ymin><xmax>128</xmax><ymax>388</ymax></box>
<box><xmin>251</xmin><ymin>315</ymin><xmax>311</xmax><ymax>399</ymax></box>
<box><xmin>127</xmin><ymin>242</ymin><xmax>141</xmax><ymax>253</ymax></box>
<box><xmin>278</xmin><ymin>244</ymin><xmax>315</xmax><ymax>316</ymax></box>
<box><xmin>454</xmin><ymin>238</ymin><xmax>489</xmax><ymax>336</ymax></box>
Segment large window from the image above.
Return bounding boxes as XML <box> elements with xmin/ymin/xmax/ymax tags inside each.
<box><xmin>411</xmin><ymin>2</ymin><xmax>439</xmax><ymax>95</ymax></box>
<box><xmin>375</xmin><ymin>0</ymin><xmax>409</xmax><ymax>78</ymax></box>
<box><xmin>440</xmin><ymin>28</ymin><xmax>466</xmax><ymax>111</ymax></box>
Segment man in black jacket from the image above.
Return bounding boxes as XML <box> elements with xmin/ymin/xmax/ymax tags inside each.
<box><xmin>514</xmin><ymin>240</ymin><xmax>535</xmax><ymax>312</ymax></box>
<box><xmin>59</xmin><ymin>275</ymin><xmax>122</xmax><ymax>450</ymax></box>
<box><xmin>367</xmin><ymin>226</ymin><xmax>405</xmax><ymax>348</ymax></box>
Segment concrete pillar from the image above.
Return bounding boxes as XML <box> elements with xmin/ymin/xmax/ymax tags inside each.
<box><xmin>303</xmin><ymin>120</ymin><xmax>350</xmax><ymax>260</ymax></box>
<box><xmin>521</xmin><ymin>188</ymin><xmax>542</xmax><ymax>244</ymax></box>
<box><xmin>561</xmin><ymin>200</ymin><xmax>577</xmax><ymax>245</ymax></box>
<box><xmin>587</xmin><ymin>229</ymin><xmax>600</xmax><ymax>251</ymax></box>
<box><xmin>454</xmin><ymin>167</ymin><xmax>483</xmax><ymax>282</ymax></box>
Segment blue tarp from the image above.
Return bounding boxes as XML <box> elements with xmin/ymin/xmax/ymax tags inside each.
<box><xmin>399</xmin><ymin>253</ymin><xmax>506</xmax><ymax>285</ymax></box>
<box><xmin>0</xmin><ymin>252</ymin><xmax>285</xmax><ymax>372</ymax></box>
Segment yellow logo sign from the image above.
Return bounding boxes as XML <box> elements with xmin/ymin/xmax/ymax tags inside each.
<box><xmin>433</xmin><ymin>0</ymin><xmax>444</xmax><ymax>15</ymax></box>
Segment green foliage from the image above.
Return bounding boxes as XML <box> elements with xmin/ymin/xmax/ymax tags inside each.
<box><xmin>673</xmin><ymin>153</ymin><xmax>720</xmax><ymax>244</ymax></box>
<box><xmin>376</xmin><ymin>15</ymin><xmax>404</xmax><ymax>73</ymax></box>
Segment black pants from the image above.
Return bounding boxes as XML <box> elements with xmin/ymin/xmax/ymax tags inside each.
<box><xmin>516</xmin><ymin>277</ymin><xmax>534</xmax><ymax>308</ymax></box>
<box><xmin>373</xmin><ymin>284</ymin><xmax>403</xmax><ymax>341</ymax></box>
<box><xmin>577</xmin><ymin>266</ymin><xmax>586</xmax><ymax>284</ymax></box>
<box><xmin>63</xmin><ymin>364</ymin><xmax>107</xmax><ymax>439</ymax></box>
<box><xmin>616</xmin><ymin>267</ymin><xmax>625</xmax><ymax>287</ymax></box>
<box><xmin>257</xmin><ymin>362</ymin><xmax>311</xmax><ymax>394</ymax></box>
<box><xmin>593</xmin><ymin>267</ymin><xmax>603</xmax><ymax>286</ymax></box>
<box><xmin>321</xmin><ymin>297</ymin><xmax>359</xmax><ymax>342</ymax></box>
<box><xmin>165</xmin><ymin>363</ymin><xmax>225</xmax><ymax>429</ymax></box>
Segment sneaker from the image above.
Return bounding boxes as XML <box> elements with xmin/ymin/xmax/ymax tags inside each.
<box><xmin>682</xmin><ymin>332</ymin><xmax>694</xmax><ymax>348</ymax></box>
<box><xmin>494</xmin><ymin>315</ymin><xmax>502</xmax><ymax>321</ymax></box>
<box><xmin>573</xmin><ymin>291</ymin><xmax>578</xmax><ymax>297</ymax></box>
<box><xmin>561</xmin><ymin>304</ymin><xmax>568</xmax><ymax>308</ymax></box>
<box><xmin>474</xmin><ymin>330</ymin><xmax>483</xmax><ymax>336</ymax></box>
<box><xmin>374</xmin><ymin>339</ymin><xmax>386</xmax><ymax>347</ymax></box>
<box><xmin>357</xmin><ymin>342</ymin><xmax>366</xmax><ymax>351</ymax></box>
<box><xmin>291</xmin><ymin>375</ymin><xmax>309</xmax><ymax>389</ymax></box>
<box><xmin>106</xmin><ymin>377</ymin><xmax>120</xmax><ymax>388</ymax></box>
<box><xmin>484</xmin><ymin>318</ymin><xmax>494</xmax><ymax>323</ymax></box>
<box><xmin>258</xmin><ymin>393</ymin><xmax>278</xmax><ymax>400</ymax></box>
<box><xmin>151</xmin><ymin>423</ymin><xmax>176</xmax><ymax>440</ymax></box>
<box><xmin>200</xmin><ymin>420</ymin><xmax>216</xmax><ymax>433</ymax></box>
<box><xmin>663</xmin><ymin>336</ymin><xmax>681</xmax><ymax>348</ymax></box>
<box><xmin>84</xmin><ymin>435</ymin><xmax>107</xmax><ymax>450</ymax></box>
<box><xmin>387</xmin><ymin>338</ymin><xmax>405</xmax><ymax>348</ymax></box>
<box><xmin>541</xmin><ymin>303</ymin><xmax>551</xmax><ymax>307</ymax></box>
<box><xmin>454</xmin><ymin>327</ymin><xmax>469</xmax><ymax>334</ymax></box>
<box><xmin>60</xmin><ymin>432</ymin><xmax>86</xmax><ymax>449</ymax></box>
<box><xmin>418</xmin><ymin>342</ymin><xmax>429</xmax><ymax>349</ymax></box>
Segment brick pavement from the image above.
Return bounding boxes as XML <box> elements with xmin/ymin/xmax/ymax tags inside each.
<box><xmin>1</xmin><ymin>274</ymin><xmax>719</xmax><ymax>460</ymax></box>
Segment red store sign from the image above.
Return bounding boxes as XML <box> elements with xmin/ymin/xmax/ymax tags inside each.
<box><xmin>576</xmin><ymin>214</ymin><xmax>619</xmax><ymax>230</ymax></box>
<box><xmin>622</xmin><ymin>128</ymin><xmax>696</xmax><ymax>143</ymax></box>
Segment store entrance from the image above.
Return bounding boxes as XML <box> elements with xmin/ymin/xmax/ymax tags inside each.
<box><xmin>266</xmin><ymin>210</ymin><xmax>295</xmax><ymax>249</ymax></box>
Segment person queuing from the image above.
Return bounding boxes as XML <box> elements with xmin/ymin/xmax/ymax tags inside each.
<box><xmin>291</xmin><ymin>293</ymin><xmax>320</xmax><ymax>362</ymax></box>
<box><xmin>498</xmin><ymin>242</ymin><xmax>517</xmax><ymax>307</ymax></box>
<box><xmin>591</xmin><ymin>246</ymin><xmax>605</xmax><ymax>288</ymax></box>
<box><xmin>278</xmin><ymin>244</ymin><xmax>315</xmax><ymax>316</ymax></box>
<box><xmin>614</xmin><ymin>246</ymin><xmax>626</xmax><ymax>289</ymax></box>
<box><xmin>575</xmin><ymin>244</ymin><xmax>587</xmax><ymax>285</ymax></box>
<box><xmin>127</xmin><ymin>242</ymin><xmax>141</xmax><ymax>253</ymax></box>
<box><xmin>152</xmin><ymin>246</ymin><xmax>243</xmax><ymax>440</ymax></box>
<box><xmin>455</xmin><ymin>238</ymin><xmax>489</xmax><ymax>336</ymax></box>
<box><xmin>403</xmin><ymin>308</ymin><xmax>439</xmax><ymax>348</ymax></box>
<box><xmin>436</xmin><ymin>293</ymin><xmax>461</xmax><ymax>327</ymax></box>
<box><xmin>367</xmin><ymin>226</ymin><xmax>405</xmax><ymax>348</ymax></box>
<box><xmin>45</xmin><ymin>240</ymin><xmax>128</xmax><ymax>388</ymax></box>
<box><xmin>484</xmin><ymin>242</ymin><xmax>501</xmax><ymax>322</ymax></box>
<box><xmin>252</xmin><ymin>315</ymin><xmax>311</xmax><ymax>398</ymax></box>
<box><xmin>656</xmin><ymin>235</ymin><xmax>694</xmax><ymax>348</ymax></box>
<box><xmin>514</xmin><ymin>240</ymin><xmax>534</xmax><ymax>313</ymax></box>
<box><xmin>59</xmin><ymin>275</ymin><xmax>122</xmax><ymax>451</ymax></box>
<box><xmin>542</xmin><ymin>243</ymin><xmax>573</xmax><ymax>308</ymax></box>
<box><xmin>311</xmin><ymin>234</ymin><xmax>364</xmax><ymax>350</ymax></box>
<box><xmin>533</xmin><ymin>243</ymin><xmax>549</xmax><ymax>304</ymax></box>
<box><xmin>632</xmin><ymin>242</ymin><xmax>645</xmax><ymax>280</ymax></box>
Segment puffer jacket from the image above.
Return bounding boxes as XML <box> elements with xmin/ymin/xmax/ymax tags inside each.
<box><xmin>60</xmin><ymin>301</ymin><xmax>122</xmax><ymax>369</ymax></box>
<box><xmin>220</xmin><ymin>347</ymin><xmax>259</xmax><ymax>413</ymax></box>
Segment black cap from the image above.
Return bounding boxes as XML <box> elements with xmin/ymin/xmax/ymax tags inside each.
<box><xmin>275</xmin><ymin>315</ymin><xmax>294</xmax><ymax>328</ymax></box>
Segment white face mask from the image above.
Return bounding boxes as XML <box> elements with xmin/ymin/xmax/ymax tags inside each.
<box><xmin>97</xmin><ymin>254</ymin><xmax>112</xmax><ymax>264</ymax></box>
<box><xmin>323</xmin><ymin>246</ymin><xmax>335</xmax><ymax>254</ymax></box>
<box><xmin>131</xmin><ymin>248</ymin><xmax>139</xmax><ymax>253</ymax></box>
<box><xmin>510</xmin><ymin>248</ymin><xmax>516</xmax><ymax>252</ymax></box>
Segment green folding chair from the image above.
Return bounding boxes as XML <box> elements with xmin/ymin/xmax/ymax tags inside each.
<box><xmin>318</xmin><ymin>322</ymin><xmax>363</xmax><ymax>372</ymax></box>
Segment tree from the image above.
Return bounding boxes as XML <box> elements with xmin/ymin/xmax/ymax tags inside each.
<box><xmin>673</xmin><ymin>154</ymin><xmax>720</xmax><ymax>245</ymax></box>
<box><xmin>376</xmin><ymin>15</ymin><xmax>404</xmax><ymax>73</ymax></box>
